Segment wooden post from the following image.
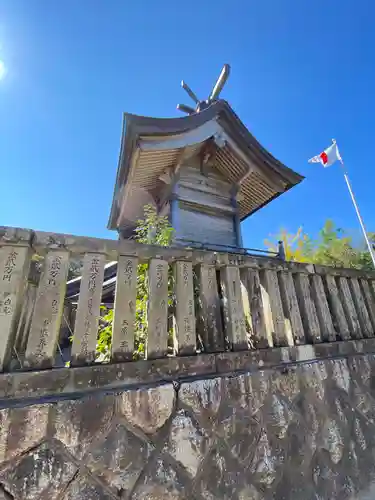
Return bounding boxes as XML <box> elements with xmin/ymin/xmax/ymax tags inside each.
<box><xmin>337</xmin><ymin>277</ymin><xmax>362</xmax><ymax>339</ymax></box>
<box><xmin>14</xmin><ymin>283</ymin><xmax>38</xmax><ymax>357</ymax></box>
<box><xmin>0</xmin><ymin>245</ymin><xmax>30</xmax><ymax>371</ymax></box>
<box><xmin>146</xmin><ymin>259</ymin><xmax>169</xmax><ymax>359</ymax></box>
<box><xmin>260</xmin><ymin>269</ymin><xmax>291</xmax><ymax>346</ymax></box>
<box><xmin>111</xmin><ymin>256</ymin><xmax>138</xmax><ymax>362</ymax></box>
<box><xmin>310</xmin><ymin>274</ymin><xmax>336</xmax><ymax>342</ymax></box>
<box><xmin>71</xmin><ymin>253</ymin><xmax>105</xmax><ymax>365</ymax></box>
<box><xmin>25</xmin><ymin>250</ymin><xmax>70</xmax><ymax>368</ymax></box>
<box><xmin>324</xmin><ymin>275</ymin><xmax>351</xmax><ymax>340</ymax></box>
<box><xmin>359</xmin><ymin>279</ymin><xmax>375</xmax><ymax>333</ymax></box>
<box><xmin>240</xmin><ymin>268</ymin><xmax>270</xmax><ymax>348</ymax></box>
<box><xmin>221</xmin><ymin>265</ymin><xmax>247</xmax><ymax>350</ymax></box>
<box><xmin>173</xmin><ymin>261</ymin><xmax>196</xmax><ymax>356</ymax></box>
<box><xmin>294</xmin><ymin>273</ymin><xmax>322</xmax><ymax>343</ymax></box>
<box><xmin>196</xmin><ymin>264</ymin><xmax>224</xmax><ymax>352</ymax></box>
<box><xmin>349</xmin><ymin>278</ymin><xmax>373</xmax><ymax>338</ymax></box>
<box><xmin>278</xmin><ymin>271</ymin><xmax>305</xmax><ymax>345</ymax></box>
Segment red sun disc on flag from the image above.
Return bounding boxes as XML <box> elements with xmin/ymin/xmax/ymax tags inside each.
<box><xmin>320</xmin><ymin>152</ymin><xmax>328</xmax><ymax>165</ymax></box>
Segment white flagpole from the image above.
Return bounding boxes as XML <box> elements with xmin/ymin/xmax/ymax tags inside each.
<box><xmin>338</xmin><ymin>150</ymin><xmax>375</xmax><ymax>268</ymax></box>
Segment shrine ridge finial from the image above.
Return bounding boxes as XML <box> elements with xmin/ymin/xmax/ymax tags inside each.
<box><xmin>177</xmin><ymin>63</ymin><xmax>231</xmax><ymax>115</ymax></box>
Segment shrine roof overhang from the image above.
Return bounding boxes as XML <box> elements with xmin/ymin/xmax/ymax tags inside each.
<box><xmin>108</xmin><ymin>100</ymin><xmax>304</xmax><ymax>230</ymax></box>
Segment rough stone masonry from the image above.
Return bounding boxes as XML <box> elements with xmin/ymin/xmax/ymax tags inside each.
<box><xmin>2</xmin><ymin>343</ymin><xmax>375</xmax><ymax>499</ymax></box>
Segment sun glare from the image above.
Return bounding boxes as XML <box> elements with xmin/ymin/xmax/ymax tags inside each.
<box><xmin>0</xmin><ymin>60</ymin><xmax>7</xmax><ymax>80</ymax></box>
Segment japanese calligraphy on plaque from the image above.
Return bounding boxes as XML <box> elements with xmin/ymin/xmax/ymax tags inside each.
<box><xmin>2</xmin><ymin>250</ymin><xmax>18</xmax><ymax>282</ymax></box>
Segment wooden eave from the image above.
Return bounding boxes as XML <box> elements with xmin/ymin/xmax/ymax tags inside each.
<box><xmin>108</xmin><ymin>100</ymin><xmax>304</xmax><ymax>230</ymax></box>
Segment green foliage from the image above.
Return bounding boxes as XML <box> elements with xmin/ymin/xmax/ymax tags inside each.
<box><xmin>265</xmin><ymin>219</ymin><xmax>374</xmax><ymax>270</ymax></box>
<box><xmin>96</xmin><ymin>205</ymin><xmax>174</xmax><ymax>361</ymax></box>
<box><xmin>134</xmin><ymin>204</ymin><xmax>174</xmax><ymax>247</ymax></box>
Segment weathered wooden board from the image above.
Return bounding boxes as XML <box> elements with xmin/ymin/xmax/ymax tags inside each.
<box><xmin>173</xmin><ymin>261</ymin><xmax>196</xmax><ymax>355</ymax></box>
<box><xmin>294</xmin><ymin>273</ymin><xmax>321</xmax><ymax>343</ymax></box>
<box><xmin>178</xmin><ymin>206</ymin><xmax>237</xmax><ymax>247</ymax></box>
<box><xmin>146</xmin><ymin>259</ymin><xmax>169</xmax><ymax>359</ymax></box>
<box><xmin>71</xmin><ymin>253</ymin><xmax>105</xmax><ymax>365</ymax></box>
<box><xmin>240</xmin><ymin>268</ymin><xmax>270</xmax><ymax>348</ymax></box>
<box><xmin>0</xmin><ymin>245</ymin><xmax>30</xmax><ymax>370</ymax></box>
<box><xmin>278</xmin><ymin>271</ymin><xmax>305</xmax><ymax>345</ymax></box>
<box><xmin>111</xmin><ymin>256</ymin><xmax>138</xmax><ymax>362</ymax></box>
<box><xmin>25</xmin><ymin>250</ymin><xmax>70</xmax><ymax>368</ymax></box>
<box><xmin>196</xmin><ymin>264</ymin><xmax>224</xmax><ymax>352</ymax></box>
<box><xmin>360</xmin><ymin>279</ymin><xmax>375</xmax><ymax>332</ymax></box>
<box><xmin>178</xmin><ymin>186</ymin><xmax>234</xmax><ymax>213</ymax></box>
<box><xmin>221</xmin><ymin>265</ymin><xmax>247</xmax><ymax>350</ymax></box>
<box><xmin>337</xmin><ymin>276</ymin><xmax>362</xmax><ymax>339</ymax></box>
<box><xmin>260</xmin><ymin>269</ymin><xmax>291</xmax><ymax>346</ymax></box>
<box><xmin>310</xmin><ymin>274</ymin><xmax>336</xmax><ymax>342</ymax></box>
<box><xmin>324</xmin><ymin>275</ymin><xmax>351</xmax><ymax>340</ymax></box>
<box><xmin>349</xmin><ymin>277</ymin><xmax>373</xmax><ymax>338</ymax></box>
<box><xmin>14</xmin><ymin>283</ymin><xmax>37</xmax><ymax>355</ymax></box>
<box><xmin>178</xmin><ymin>164</ymin><xmax>232</xmax><ymax>194</ymax></box>
<box><xmin>259</xmin><ymin>281</ymin><xmax>275</xmax><ymax>348</ymax></box>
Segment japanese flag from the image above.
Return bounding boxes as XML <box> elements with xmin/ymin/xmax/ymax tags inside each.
<box><xmin>308</xmin><ymin>141</ymin><xmax>343</xmax><ymax>167</ymax></box>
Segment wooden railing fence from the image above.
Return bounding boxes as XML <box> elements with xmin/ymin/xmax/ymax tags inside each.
<box><xmin>1</xmin><ymin>226</ymin><xmax>375</xmax><ymax>372</ymax></box>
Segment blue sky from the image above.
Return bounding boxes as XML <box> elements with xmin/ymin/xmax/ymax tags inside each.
<box><xmin>1</xmin><ymin>0</ymin><xmax>374</xmax><ymax>249</ymax></box>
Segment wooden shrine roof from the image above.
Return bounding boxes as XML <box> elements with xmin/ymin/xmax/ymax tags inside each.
<box><xmin>108</xmin><ymin>100</ymin><xmax>304</xmax><ymax>230</ymax></box>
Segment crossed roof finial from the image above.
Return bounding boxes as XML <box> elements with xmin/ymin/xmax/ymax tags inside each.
<box><xmin>177</xmin><ymin>64</ymin><xmax>231</xmax><ymax>115</ymax></box>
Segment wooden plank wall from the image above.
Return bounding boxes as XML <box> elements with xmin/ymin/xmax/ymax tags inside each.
<box><xmin>175</xmin><ymin>164</ymin><xmax>237</xmax><ymax>246</ymax></box>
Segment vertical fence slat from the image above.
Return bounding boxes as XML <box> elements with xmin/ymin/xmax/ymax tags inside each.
<box><xmin>337</xmin><ymin>277</ymin><xmax>362</xmax><ymax>339</ymax></box>
<box><xmin>278</xmin><ymin>271</ymin><xmax>305</xmax><ymax>345</ymax></box>
<box><xmin>146</xmin><ymin>259</ymin><xmax>169</xmax><ymax>359</ymax></box>
<box><xmin>0</xmin><ymin>245</ymin><xmax>30</xmax><ymax>371</ymax></box>
<box><xmin>25</xmin><ymin>250</ymin><xmax>70</xmax><ymax>368</ymax></box>
<box><xmin>260</xmin><ymin>278</ymin><xmax>275</xmax><ymax>348</ymax></box>
<box><xmin>240</xmin><ymin>268</ymin><xmax>271</xmax><ymax>348</ymax></box>
<box><xmin>71</xmin><ymin>253</ymin><xmax>105</xmax><ymax>365</ymax></box>
<box><xmin>310</xmin><ymin>274</ymin><xmax>336</xmax><ymax>342</ymax></box>
<box><xmin>360</xmin><ymin>279</ymin><xmax>375</xmax><ymax>332</ymax></box>
<box><xmin>173</xmin><ymin>261</ymin><xmax>196</xmax><ymax>356</ymax></box>
<box><xmin>324</xmin><ymin>275</ymin><xmax>351</xmax><ymax>340</ymax></box>
<box><xmin>221</xmin><ymin>265</ymin><xmax>247</xmax><ymax>350</ymax></box>
<box><xmin>111</xmin><ymin>256</ymin><xmax>138</xmax><ymax>362</ymax></box>
<box><xmin>349</xmin><ymin>278</ymin><xmax>373</xmax><ymax>338</ymax></box>
<box><xmin>196</xmin><ymin>264</ymin><xmax>224</xmax><ymax>352</ymax></box>
<box><xmin>260</xmin><ymin>269</ymin><xmax>291</xmax><ymax>346</ymax></box>
<box><xmin>294</xmin><ymin>273</ymin><xmax>321</xmax><ymax>343</ymax></box>
<box><xmin>14</xmin><ymin>284</ymin><xmax>37</xmax><ymax>356</ymax></box>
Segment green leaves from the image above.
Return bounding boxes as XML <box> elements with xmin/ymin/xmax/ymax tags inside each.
<box><xmin>96</xmin><ymin>204</ymin><xmax>174</xmax><ymax>361</ymax></box>
<box><xmin>265</xmin><ymin>219</ymin><xmax>374</xmax><ymax>271</ymax></box>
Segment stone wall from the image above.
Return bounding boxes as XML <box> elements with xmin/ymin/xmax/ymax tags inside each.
<box><xmin>2</xmin><ymin>342</ymin><xmax>375</xmax><ymax>498</ymax></box>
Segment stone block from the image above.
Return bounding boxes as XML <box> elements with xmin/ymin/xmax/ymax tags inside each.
<box><xmin>163</xmin><ymin>409</ymin><xmax>209</xmax><ymax>478</ymax></box>
<box><xmin>0</xmin><ymin>404</ymin><xmax>51</xmax><ymax>463</ymax></box>
<box><xmin>246</xmin><ymin>370</ymin><xmax>273</xmax><ymax>417</ymax></box>
<box><xmin>250</xmin><ymin>428</ymin><xmax>286</xmax><ymax>490</ymax></box>
<box><xmin>194</xmin><ymin>444</ymin><xmax>247</xmax><ymax>499</ymax></box>
<box><xmin>62</xmin><ymin>473</ymin><xmax>114</xmax><ymax>500</ymax></box>
<box><xmin>179</xmin><ymin>377</ymin><xmax>222</xmax><ymax>428</ymax></box>
<box><xmin>221</xmin><ymin>373</ymin><xmax>251</xmax><ymax>409</ymax></box>
<box><xmin>118</xmin><ymin>384</ymin><xmax>175</xmax><ymax>434</ymax></box>
<box><xmin>263</xmin><ymin>393</ymin><xmax>294</xmax><ymax>439</ymax></box>
<box><xmin>132</xmin><ymin>456</ymin><xmax>188</xmax><ymax>499</ymax></box>
<box><xmin>53</xmin><ymin>394</ymin><xmax>114</xmax><ymax>459</ymax></box>
<box><xmin>0</xmin><ymin>441</ymin><xmax>77</xmax><ymax>500</ymax></box>
<box><xmin>85</xmin><ymin>422</ymin><xmax>153</xmax><ymax>495</ymax></box>
<box><xmin>216</xmin><ymin>407</ymin><xmax>260</xmax><ymax>467</ymax></box>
